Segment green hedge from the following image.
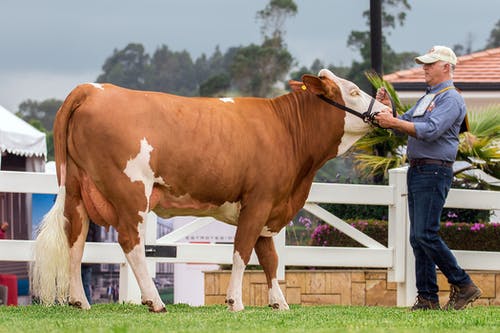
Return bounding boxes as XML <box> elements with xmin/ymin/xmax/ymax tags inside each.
<box><xmin>319</xmin><ymin>203</ymin><xmax>491</xmax><ymax>223</ymax></box>
<box><xmin>309</xmin><ymin>220</ymin><xmax>500</xmax><ymax>251</ymax></box>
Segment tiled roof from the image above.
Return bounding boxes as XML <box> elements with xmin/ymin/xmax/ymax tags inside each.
<box><xmin>384</xmin><ymin>47</ymin><xmax>500</xmax><ymax>90</ymax></box>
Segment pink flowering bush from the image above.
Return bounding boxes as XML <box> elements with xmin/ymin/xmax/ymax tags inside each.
<box><xmin>310</xmin><ymin>220</ymin><xmax>387</xmax><ymax>248</ymax></box>
<box><xmin>309</xmin><ymin>220</ymin><xmax>500</xmax><ymax>251</ymax></box>
<box><xmin>439</xmin><ymin>221</ymin><xmax>500</xmax><ymax>251</ymax></box>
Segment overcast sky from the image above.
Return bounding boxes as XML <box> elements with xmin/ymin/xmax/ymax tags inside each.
<box><xmin>1</xmin><ymin>0</ymin><xmax>499</xmax><ymax>111</ymax></box>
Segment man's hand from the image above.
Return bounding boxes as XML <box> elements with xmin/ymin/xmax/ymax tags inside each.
<box><xmin>374</xmin><ymin>109</ymin><xmax>396</xmax><ymax>129</ymax></box>
<box><xmin>376</xmin><ymin>87</ymin><xmax>392</xmax><ymax>107</ymax></box>
<box><xmin>375</xmin><ymin>109</ymin><xmax>417</xmax><ymax>137</ymax></box>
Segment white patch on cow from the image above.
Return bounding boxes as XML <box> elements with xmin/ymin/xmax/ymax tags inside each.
<box><xmin>87</xmin><ymin>82</ymin><xmax>104</xmax><ymax>90</ymax></box>
<box><xmin>124</xmin><ymin>138</ymin><xmax>165</xmax><ymax>222</ymax></box>
<box><xmin>268</xmin><ymin>278</ymin><xmax>289</xmax><ymax>310</ymax></box>
<box><xmin>219</xmin><ymin>97</ymin><xmax>235</xmax><ymax>103</ymax></box>
<box><xmin>226</xmin><ymin>251</ymin><xmax>245</xmax><ymax>312</ymax></box>
<box><xmin>260</xmin><ymin>226</ymin><xmax>278</xmax><ymax>237</ymax></box>
<box><xmin>337</xmin><ymin>113</ymin><xmax>369</xmax><ymax>155</ymax></box>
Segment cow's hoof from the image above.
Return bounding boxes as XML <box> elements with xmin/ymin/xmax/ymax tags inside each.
<box><xmin>225</xmin><ymin>298</ymin><xmax>244</xmax><ymax>312</ymax></box>
<box><xmin>150</xmin><ymin>307</ymin><xmax>167</xmax><ymax>313</ymax></box>
<box><xmin>69</xmin><ymin>301</ymin><xmax>82</xmax><ymax>308</ymax></box>
<box><xmin>69</xmin><ymin>300</ymin><xmax>90</xmax><ymax>310</ymax></box>
<box><xmin>269</xmin><ymin>302</ymin><xmax>289</xmax><ymax>311</ymax></box>
<box><xmin>142</xmin><ymin>300</ymin><xmax>166</xmax><ymax>313</ymax></box>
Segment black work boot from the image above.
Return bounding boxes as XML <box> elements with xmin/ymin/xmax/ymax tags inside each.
<box><xmin>410</xmin><ymin>295</ymin><xmax>441</xmax><ymax>311</ymax></box>
<box><xmin>444</xmin><ymin>282</ymin><xmax>482</xmax><ymax>310</ymax></box>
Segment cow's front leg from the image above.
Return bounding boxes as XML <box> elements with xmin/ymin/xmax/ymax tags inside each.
<box><xmin>225</xmin><ymin>251</ymin><xmax>246</xmax><ymax>312</ymax></box>
<box><xmin>226</xmin><ymin>204</ymin><xmax>272</xmax><ymax>311</ymax></box>
<box><xmin>254</xmin><ymin>236</ymin><xmax>289</xmax><ymax>310</ymax></box>
<box><xmin>121</xmin><ymin>220</ymin><xmax>165</xmax><ymax>313</ymax></box>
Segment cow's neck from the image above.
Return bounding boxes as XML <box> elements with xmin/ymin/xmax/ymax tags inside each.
<box><xmin>271</xmin><ymin>92</ymin><xmax>346</xmax><ymax>173</ymax></box>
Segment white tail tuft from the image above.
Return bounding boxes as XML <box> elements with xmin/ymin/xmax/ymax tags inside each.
<box><xmin>31</xmin><ymin>186</ymin><xmax>70</xmax><ymax>305</ymax></box>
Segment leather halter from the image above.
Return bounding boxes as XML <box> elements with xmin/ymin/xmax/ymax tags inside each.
<box><xmin>317</xmin><ymin>94</ymin><xmax>397</xmax><ymax>127</ymax></box>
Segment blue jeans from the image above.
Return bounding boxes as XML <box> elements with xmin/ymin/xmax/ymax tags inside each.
<box><xmin>81</xmin><ymin>265</ymin><xmax>93</xmax><ymax>304</ymax></box>
<box><xmin>407</xmin><ymin>164</ymin><xmax>471</xmax><ymax>302</ymax></box>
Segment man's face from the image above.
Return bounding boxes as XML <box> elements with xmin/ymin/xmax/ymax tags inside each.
<box><xmin>422</xmin><ymin>61</ymin><xmax>450</xmax><ymax>86</ymax></box>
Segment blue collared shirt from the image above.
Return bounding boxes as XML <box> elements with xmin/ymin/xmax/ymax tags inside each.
<box><xmin>400</xmin><ymin>80</ymin><xmax>466</xmax><ymax>162</ymax></box>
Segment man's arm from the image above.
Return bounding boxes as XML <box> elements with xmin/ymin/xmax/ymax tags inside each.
<box><xmin>375</xmin><ymin>110</ymin><xmax>417</xmax><ymax>137</ymax></box>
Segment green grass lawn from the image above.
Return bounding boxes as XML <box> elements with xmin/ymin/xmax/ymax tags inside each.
<box><xmin>0</xmin><ymin>303</ymin><xmax>499</xmax><ymax>333</ymax></box>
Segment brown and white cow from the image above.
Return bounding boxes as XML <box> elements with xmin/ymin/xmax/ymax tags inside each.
<box><xmin>31</xmin><ymin>69</ymin><xmax>387</xmax><ymax>312</ymax></box>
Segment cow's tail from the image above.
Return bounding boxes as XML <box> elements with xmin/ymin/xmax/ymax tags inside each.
<box><xmin>31</xmin><ymin>186</ymin><xmax>70</xmax><ymax>305</ymax></box>
<box><xmin>31</xmin><ymin>86</ymin><xmax>87</xmax><ymax>305</ymax></box>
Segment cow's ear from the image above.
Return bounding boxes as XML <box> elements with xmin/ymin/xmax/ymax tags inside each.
<box><xmin>301</xmin><ymin>75</ymin><xmax>324</xmax><ymax>95</ymax></box>
<box><xmin>288</xmin><ymin>80</ymin><xmax>307</xmax><ymax>92</ymax></box>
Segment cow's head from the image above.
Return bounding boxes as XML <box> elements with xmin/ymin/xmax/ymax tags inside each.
<box><xmin>300</xmin><ymin>69</ymin><xmax>388</xmax><ymax>131</ymax></box>
<box><xmin>297</xmin><ymin>69</ymin><xmax>389</xmax><ymax>155</ymax></box>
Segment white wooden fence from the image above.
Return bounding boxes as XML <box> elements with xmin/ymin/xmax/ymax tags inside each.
<box><xmin>0</xmin><ymin>167</ymin><xmax>499</xmax><ymax>306</ymax></box>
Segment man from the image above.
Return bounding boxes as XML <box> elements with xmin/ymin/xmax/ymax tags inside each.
<box><xmin>81</xmin><ymin>221</ymin><xmax>101</xmax><ymax>304</ymax></box>
<box><xmin>375</xmin><ymin>46</ymin><xmax>482</xmax><ymax>310</ymax></box>
<box><xmin>0</xmin><ymin>222</ymin><xmax>8</xmax><ymax>239</ymax></box>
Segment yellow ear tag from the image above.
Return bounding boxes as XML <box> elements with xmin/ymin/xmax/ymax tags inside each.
<box><xmin>301</xmin><ymin>85</ymin><xmax>307</xmax><ymax>91</ymax></box>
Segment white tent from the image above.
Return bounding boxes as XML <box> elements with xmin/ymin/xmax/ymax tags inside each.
<box><xmin>0</xmin><ymin>104</ymin><xmax>46</xmax><ymax>171</ymax></box>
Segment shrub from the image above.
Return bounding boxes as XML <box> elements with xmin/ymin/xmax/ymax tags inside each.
<box><xmin>309</xmin><ymin>220</ymin><xmax>500</xmax><ymax>251</ymax></box>
<box><xmin>320</xmin><ymin>203</ymin><xmax>490</xmax><ymax>223</ymax></box>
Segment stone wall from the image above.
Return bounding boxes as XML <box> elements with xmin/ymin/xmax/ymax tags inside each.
<box><xmin>204</xmin><ymin>270</ymin><xmax>500</xmax><ymax>307</ymax></box>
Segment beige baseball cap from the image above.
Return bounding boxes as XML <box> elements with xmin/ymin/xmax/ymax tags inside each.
<box><xmin>415</xmin><ymin>45</ymin><xmax>457</xmax><ymax>65</ymax></box>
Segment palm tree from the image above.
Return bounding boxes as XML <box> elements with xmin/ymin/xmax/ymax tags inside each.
<box><xmin>351</xmin><ymin>72</ymin><xmax>500</xmax><ymax>185</ymax></box>
<box><xmin>457</xmin><ymin>106</ymin><xmax>500</xmax><ymax>178</ymax></box>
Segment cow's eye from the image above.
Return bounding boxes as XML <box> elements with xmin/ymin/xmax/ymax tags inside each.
<box><xmin>350</xmin><ymin>90</ymin><xmax>360</xmax><ymax>97</ymax></box>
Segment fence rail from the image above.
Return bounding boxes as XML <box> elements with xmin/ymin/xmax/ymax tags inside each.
<box><xmin>0</xmin><ymin>167</ymin><xmax>499</xmax><ymax>306</ymax></box>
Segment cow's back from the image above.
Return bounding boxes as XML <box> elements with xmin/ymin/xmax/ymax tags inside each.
<box><xmin>64</xmin><ymin>84</ymin><xmax>293</xmax><ymax>209</ymax></box>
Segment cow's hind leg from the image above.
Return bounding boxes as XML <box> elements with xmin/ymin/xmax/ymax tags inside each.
<box><xmin>120</xmin><ymin>217</ymin><xmax>166</xmax><ymax>313</ymax></box>
<box><xmin>68</xmin><ymin>203</ymin><xmax>90</xmax><ymax>309</ymax></box>
<box><xmin>254</xmin><ymin>236</ymin><xmax>289</xmax><ymax>310</ymax></box>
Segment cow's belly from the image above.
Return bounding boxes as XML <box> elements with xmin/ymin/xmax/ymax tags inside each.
<box><xmin>151</xmin><ymin>189</ymin><xmax>241</xmax><ymax>225</ymax></box>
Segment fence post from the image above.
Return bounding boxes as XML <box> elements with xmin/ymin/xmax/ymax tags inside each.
<box><xmin>388</xmin><ymin>167</ymin><xmax>416</xmax><ymax>306</ymax></box>
<box><xmin>119</xmin><ymin>263</ymin><xmax>141</xmax><ymax>304</ymax></box>
<box><xmin>388</xmin><ymin>167</ymin><xmax>407</xmax><ymax>283</ymax></box>
<box><xmin>145</xmin><ymin>212</ymin><xmax>158</xmax><ymax>278</ymax></box>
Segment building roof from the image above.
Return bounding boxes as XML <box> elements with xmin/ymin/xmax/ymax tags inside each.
<box><xmin>384</xmin><ymin>47</ymin><xmax>500</xmax><ymax>91</ymax></box>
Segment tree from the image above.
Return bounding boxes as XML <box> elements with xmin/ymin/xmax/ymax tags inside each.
<box><xmin>28</xmin><ymin>119</ymin><xmax>54</xmax><ymax>161</ymax></box>
<box><xmin>196</xmin><ymin>46</ymin><xmax>237</xmax><ymax>96</ymax></box>
<box><xmin>194</xmin><ymin>46</ymin><xmax>225</xmax><ymax>87</ymax></box>
<box><xmin>17</xmin><ymin>98</ymin><xmax>63</xmax><ymax>131</ymax></box>
<box><xmin>346</xmin><ymin>0</ymin><xmax>415</xmax><ymax>91</ymax></box>
<box><xmin>457</xmin><ymin>106</ymin><xmax>500</xmax><ymax>179</ymax></box>
<box><xmin>231</xmin><ymin>0</ymin><xmax>296</xmax><ymax>96</ymax></box>
<box><xmin>288</xmin><ymin>59</ymin><xmax>350</xmax><ymax>91</ymax></box>
<box><xmin>256</xmin><ymin>0</ymin><xmax>297</xmax><ymax>41</ymax></box>
<box><xmin>486</xmin><ymin>19</ymin><xmax>500</xmax><ymax>48</ymax></box>
<box><xmin>231</xmin><ymin>38</ymin><xmax>293</xmax><ymax>97</ymax></box>
<box><xmin>147</xmin><ymin>46</ymin><xmax>197</xmax><ymax>96</ymax></box>
<box><xmin>96</xmin><ymin>43</ymin><xmax>150</xmax><ymax>90</ymax></box>
<box><xmin>199</xmin><ymin>73</ymin><xmax>231</xmax><ymax>97</ymax></box>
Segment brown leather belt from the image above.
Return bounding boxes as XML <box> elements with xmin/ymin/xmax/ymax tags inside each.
<box><xmin>410</xmin><ymin>158</ymin><xmax>453</xmax><ymax>167</ymax></box>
